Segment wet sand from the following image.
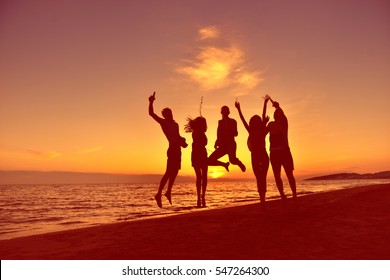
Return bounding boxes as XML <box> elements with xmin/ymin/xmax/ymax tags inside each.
<box><xmin>1</xmin><ymin>184</ymin><xmax>389</xmax><ymax>259</ymax></box>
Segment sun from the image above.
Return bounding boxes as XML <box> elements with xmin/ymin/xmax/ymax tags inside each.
<box><xmin>209</xmin><ymin>167</ymin><xmax>226</xmax><ymax>179</ymax></box>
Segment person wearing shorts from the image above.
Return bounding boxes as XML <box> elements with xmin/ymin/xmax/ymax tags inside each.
<box><xmin>208</xmin><ymin>106</ymin><xmax>246</xmax><ymax>172</ymax></box>
<box><xmin>148</xmin><ymin>92</ymin><xmax>188</xmax><ymax>207</ymax></box>
<box><xmin>235</xmin><ymin>100</ymin><xmax>269</xmax><ymax>208</ymax></box>
<box><xmin>266</xmin><ymin>98</ymin><xmax>297</xmax><ymax>199</ymax></box>
<box><xmin>185</xmin><ymin>116</ymin><xmax>209</xmax><ymax>208</ymax></box>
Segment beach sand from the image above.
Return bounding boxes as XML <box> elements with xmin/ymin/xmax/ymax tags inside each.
<box><xmin>1</xmin><ymin>184</ymin><xmax>389</xmax><ymax>260</ymax></box>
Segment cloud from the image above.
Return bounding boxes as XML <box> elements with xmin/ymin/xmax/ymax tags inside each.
<box><xmin>198</xmin><ymin>26</ymin><xmax>219</xmax><ymax>40</ymax></box>
<box><xmin>177</xmin><ymin>26</ymin><xmax>262</xmax><ymax>92</ymax></box>
<box><xmin>178</xmin><ymin>46</ymin><xmax>242</xmax><ymax>90</ymax></box>
<box><xmin>78</xmin><ymin>146</ymin><xmax>103</xmax><ymax>154</ymax></box>
<box><xmin>25</xmin><ymin>149</ymin><xmax>62</xmax><ymax>159</ymax></box>
<box><xmin>235</xmin><ymin>70</ymin><xmax>264</xmax><ymax>90</ymax></box>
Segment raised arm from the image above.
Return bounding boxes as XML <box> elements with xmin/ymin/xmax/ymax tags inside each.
<box><xmin>262</xmin><ymin>96</ymin><xmax>270</xmax><ymax>126</ymax></box>
<box><xmin>268</xmin><ymin>95</ymin><xmax>287</xmax><ymax>126</ymax></box>
<box><xmin>148</xmin><ymin>92</ymin><xmax>163</xmax><ymax>123</ymax></box>
<box><xmin>262</xmin><ymin>96</ymin><xmax>269</xmax><ymax>121</ymax></box>
<box><xmin>235</xmin><ymin>101</ymin><xmax>249</xmax><ymax>132</ymax></box>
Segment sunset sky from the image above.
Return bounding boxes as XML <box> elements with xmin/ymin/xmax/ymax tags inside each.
<box><xmin>1</xmin><ymin>0</ymin><xmax>389</xmax><ymax>181</ymax></box>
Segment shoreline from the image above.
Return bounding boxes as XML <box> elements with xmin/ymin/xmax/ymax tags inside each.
<box><xmin>1</xmin><ymin>183</ymin><xmax>389</xmax><ymax>260</ymax></box>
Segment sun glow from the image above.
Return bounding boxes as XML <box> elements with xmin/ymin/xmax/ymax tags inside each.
<box><xmin>1</xmin><ymin>3</ymin><xmax>389</xmax><ymax>182</ymax></box>
<box><xmin>208</xmin><ymin>167</ymin><xmax>226</xmax><ymax>179</ymax></box>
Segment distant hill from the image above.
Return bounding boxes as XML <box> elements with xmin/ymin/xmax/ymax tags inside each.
<box><xmin>305</xmin><ymin>171</ymin><xmax>390</xmax><ymax>181</ymax></box>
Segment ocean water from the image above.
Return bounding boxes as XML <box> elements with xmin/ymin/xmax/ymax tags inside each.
<box><xmin>1</xmin><ymin>179</ymin><xmax>389</xmax><ymax>240</ymax></box>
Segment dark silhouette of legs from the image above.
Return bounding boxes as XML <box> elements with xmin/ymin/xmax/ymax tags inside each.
<box><xmin>155</xmin><ymin>164</ymin><xmax>179</xmax><ymax>207</ymax></box>
<box><xmin>155</xmin><ymin>173</ymin><xmax>169</xmax><ymax>208</ymax></box>
<box><xmin>285</xmin><ymin>170</ymin><xmax>297</xmax><ymax>198</ymax></box>
<box><xmin>260</xmin><ymin>154</ymin><xmax>269</xmax><ymax>206</ymax></box>
<box><xmin>252</xmin><ymin>158</ymin><xmax>262</xmax><ymax>195</ymax></box>
<box><xmin>271</xmin><ymin>149</ymin><xmax>297</xmax><ymax>200</ymax></box>
<box><xmin>227</xmin><ymin>142</ymin><xmax>246</xmax><ymax>172</ymax></box>
<box><xmin>252</xmin><ymin>152</ymin><xmax>269</xmax><ymax>207</ymax></box>
<box><xmin>270</xmin><ymin>156</ymin><xmax>286</xmax><ymax>199</ymax></box>
<box><xmin>209</xmin><ymin>145</ymin><xmax>244</xmax><ymax>171</ymax></box>
<box><xmin>164</xmin><ymin>169</ymin><xmax>178</xmax><ymax>205</ymax></box>
<box><xmin>208</xmin><ymin>148</ymin><xmax>230</xmax><ymax>171</ymax></box>
<box><xmin>229</xmin><ymin>152</ymin><xmax>246</xmax><ymax>172</ymax></box>
<box><xmin>194</xmin><ymin>167</ymin><xmax>202</xmax><ymax>207</ymax></box>
<box><xmin>201</xmin><ymin>165</ymin><xmax>208</xmax><ymax>207</ymax></box>
<box><xmin>194</xmin><ymin>165</ymin><xmax>208</xmax><ymax>207</ymax></box>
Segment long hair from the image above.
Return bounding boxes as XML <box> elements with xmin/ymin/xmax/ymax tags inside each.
<box><xmin>184</xmin><ymin>116</ymin><xmax>207</xmax><ymax>133</ymax></box>
<box><xmin>249</xmin><ymin>115</ymin><xmax>263</xmax><ymax>132</ymax></box>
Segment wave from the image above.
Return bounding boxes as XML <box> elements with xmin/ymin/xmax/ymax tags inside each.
<box><xmin>0</xmin><ymin>229</ymin><xmax>19</xmax><ymax>235</ymax></box>
<box><xmin>59</xmin><ymin>221</ymin><xmax>86</xmax><ymax>225</ymax></box>
<box><xmin>11</xmin><ymin>216</ymin><xmax>65</xmax><ymax>224</ymax></box>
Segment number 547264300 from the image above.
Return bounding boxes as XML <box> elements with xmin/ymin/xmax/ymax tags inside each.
<box><xmin>215</xmin><ymin>267</ymin><xmax>269</xmax><ymax>276</ymax></box>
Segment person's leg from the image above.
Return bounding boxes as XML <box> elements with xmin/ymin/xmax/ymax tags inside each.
<box><xmin>283</xmin><ymin>148</ymin><xmax>297</xmax><ymax>198</ymax></box>
<box><xmin>201</xmin><ymin>165</ymin><xmax>208</xmax><ymax>207</ymax></box>
<box><xmin>271</xmin><ymin>151</ymin><xmax>286</xmax><ymax>199</ymax></box>
<box><xmin>208</xmin><ymin>148</ymin><xmax>229</xmax><ymax>171</ymax></box>
<box><xmin>251</xmin><ymin>155</ymin><xmax>263</xmax><ymax>201</ymax></box>
<box><xmin>261</xmin><ymin>152</ymin><xmax>270</xmax><ymax>190</ymax></box>
<box><xmin>163</xmin><ymin>147</ymin><xmax>181</xmax><ymax>205</ymax></box>
<box><xmin>259</xmin><ymin>152</ymin><xmax>270</xmax><ymax>204</ymax></box>
<box><xmin>227</xmin><ymin>143</ymin><xmax>246</xmax><ymax>172</ymax></box>
<box><xmin>155</xmin><ymin>162</ymin><xmax>170</xmax><ymax>207</ymax></box>
<box><xmin>164</xmin><ymin>169</ymin><xmax>179</xmax><ymax>205</ymax></box>
<box><xmin>285</xmin><ymin>170</ymin><xmax>297</xmax><ymax>198</ymax></box>
<box><xmin>194</xmin><ymin>167</ymin><xmax>202</xmax><ymax>207</ymax></box>
<box><xmin>157</xmin><ymin>173</ymin><xmax>168</xmax><ymax>196</ymax></box>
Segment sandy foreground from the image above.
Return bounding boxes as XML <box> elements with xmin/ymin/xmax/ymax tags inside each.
<box><xmin>1</xmin><ymin>184</ymin><xmax>389</xmax><ymax>260</ymax></box>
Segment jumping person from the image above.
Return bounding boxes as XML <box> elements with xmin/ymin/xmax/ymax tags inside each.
<box><xmin>148</xmin><ymin>92</ymin><xmax>188</xmax><ymax>207</ymax></box>
<box><xmin>184</xmin><ymin>116</ymin><xmax>208</xmax><ymax>207</ymax></box>
<box><xmin>208</xmin><ymin>106</ymin><xmax>246</xmax><ymax>172</ymax></box>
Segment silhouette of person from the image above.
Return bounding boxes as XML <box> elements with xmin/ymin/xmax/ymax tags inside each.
<box><xmin>148</xmin><ymin>92</ymin><xmax>188</xmax><ymax>207</ymax></box>
<box><xmin>235</xmin><ymin>99</ymin><xmax>269</xmax><ymax>207</ymax></box>
<box><xmin>265</xmin><ymin>96</ymin><xmax>297</xmax><ymax>199</ymax></box>
<box><xmin>208</xmin><ymin>106</ymin><xmax>246</xmax><ymax>172</ymax></box>
<box><xmin>185</xmin><ymin>116</ymin><xmax>208</xmax><ymax>208</ymax></box>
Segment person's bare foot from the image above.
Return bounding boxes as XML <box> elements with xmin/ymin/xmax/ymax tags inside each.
<box><xmin>155</xmin><ymin>194</ymin><xmax>162</xmax><ymax>208</ymax></box>
<box><xmin>202</xmin><ymin>197</ymin><xmax>206</xmax><ymax>208</ymax></box>
<box><xmin>238</xmin><ymin>162</ymin><xmax>246</xmax><ymax>172</ymax></box>
<box><xmin>164</xmin><ymin>192</ymin><xmax>172</xmax><ymax>205</ymax></box>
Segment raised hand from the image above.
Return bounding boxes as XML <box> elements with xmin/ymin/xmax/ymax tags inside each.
<box><xmin>264</xmin><ymin>94</ymin><xmax>271</xmax><ymax>102</ymax></box>
<box><xmin>149</xmin><ymin>91</ymin><xmax>156</xmax><ymax>102</ymax></box>
<box><xmin>234</xmin><ymin>101</ymin><xmax>241</xmax><ymax>110</ymax></box>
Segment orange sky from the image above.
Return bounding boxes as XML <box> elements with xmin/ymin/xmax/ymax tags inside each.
<box><xmin>0</xmin><ymin>0</ymin><xmax>389</xmax><ymax>180</ymax></box>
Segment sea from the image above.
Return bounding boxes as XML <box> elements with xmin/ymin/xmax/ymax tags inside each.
<box><xmin>1</xmin><ymin>179</ymin><xmax>389</xmax><ymax>240</ymax></box>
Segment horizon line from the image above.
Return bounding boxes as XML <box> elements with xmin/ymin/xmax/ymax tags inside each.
<box><xmin>1</xmin><ymin>169</ymin><xmax>389</xmax><ymax>185</ymax></box>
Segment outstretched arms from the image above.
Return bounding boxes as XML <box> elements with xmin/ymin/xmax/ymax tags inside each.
<box><xmin>235</xmin><ymin>101</ymin><xmax>250</xmax><ymax>132</ymax></box>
